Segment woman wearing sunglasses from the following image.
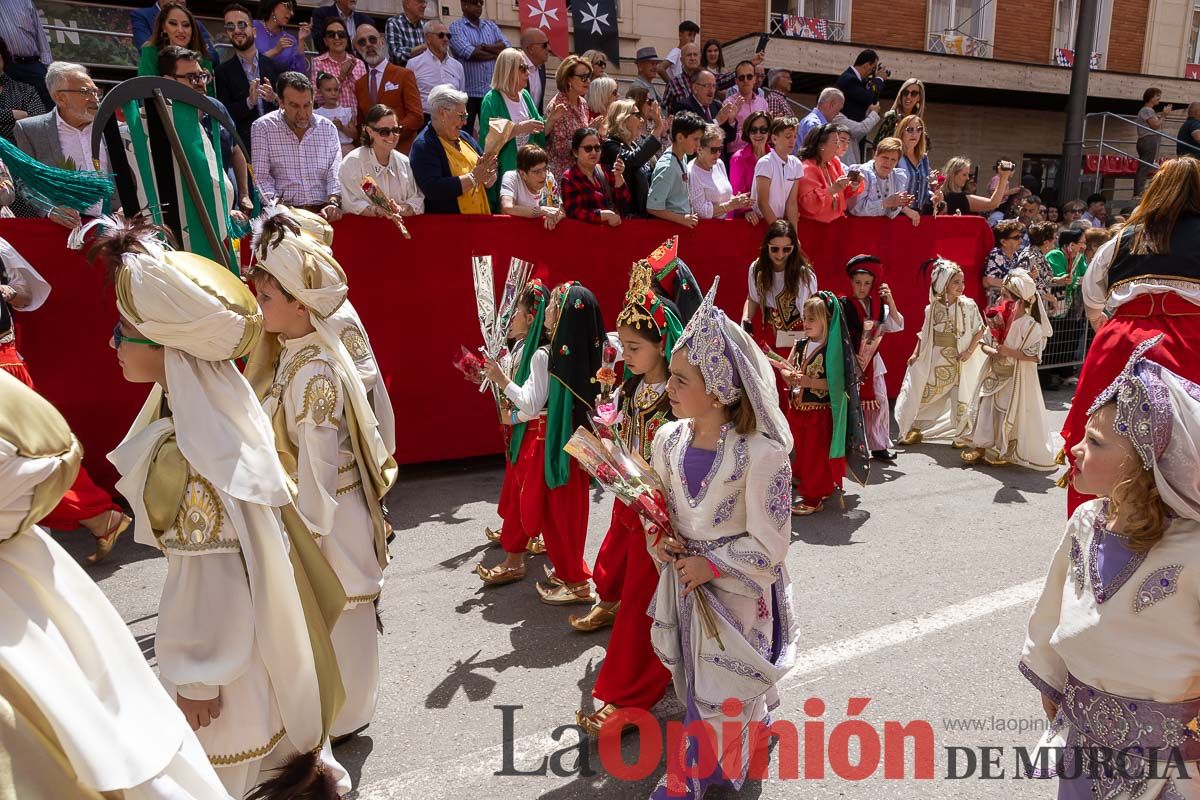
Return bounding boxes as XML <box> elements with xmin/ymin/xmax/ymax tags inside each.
<box><xmin>544</xmin><ymin>55</ymin><xmax>595</xmax><ymax>181</ymax></box>
<box><xmin>898</xmin><ymin>113</ymin><xmax>940</xmax><ymax>215</ymax></box>
<box><xmin>600</xmin><ymin>98</ymin><xmax>666</xmax><ymax>218</ymax></box>
<box><xmin>560</xmin><ymin>127</ymin><xmax>628</xmax><ymax>225</ymax></box>
<box><xmin>137</xmin><ymin>1</ymin><xmax>215</xmax><ymax>96</ymax></box>
<box><xmin>339</xmin><ymin>103</ymin><xmax>425</xmax><ymax>217</ymax></box>
<box><xmin>309</xmin><ymin>18</ymin><xmax>365</xmax><ymax>110</ymax></box>
<box><xmin>728</xmin><ymin>110</ymin><xmax>769</xmax><ymax>198</ymax></box>
<box><xmin>688</xmin><ymin>124</ymin><xmax>753</xmax><ymax>221</ymax></box>
<box><xmin>873</xmin><ymin>77</ymin><xmax>926</xmax><ymax>150</ymax></box>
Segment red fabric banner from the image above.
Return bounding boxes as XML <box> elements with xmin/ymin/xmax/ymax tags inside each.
<box><xmin>8</xmin><ymin>214</ymin><xmax>991</xmax><ymax>491</ymax></box>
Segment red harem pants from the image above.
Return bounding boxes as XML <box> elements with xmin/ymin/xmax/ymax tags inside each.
<box><xmin>1062</xmin><ymin>293</ymin><xmax>1200</xmax><ymax>515</ymax></box>
<box><xmin>591</xmin><ymin>507</ymin><xmax>670</xmax><ymax>710</ymax></box>
<box><xmin>1</xmin><ymin>340</ymin><xmax>121</xmax><ymax>530</ymax></box>
<box><xmin>592</xmin><ymin>499</ymin><xmax>639</xmax><ymax>603</ymax></box>
<box><xmin>789</xmin><ymin>404</ymin><xmax>844</xmax><ymax>507</ymax></box>
<box><xmin>498</xmin><ymin>417</ymin><xmax>592</xmax><ymax>584</ymax></box>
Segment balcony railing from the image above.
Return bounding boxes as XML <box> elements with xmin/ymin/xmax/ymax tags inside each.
<box><xmin>926</xmin><ymin>31</ymin><xmax>991</xmax><ymax>59</ymax></box>
<box><xmin>768</xmin><ymin>13</ymin><xmax>847</xmax><ymax>42</ymax></box>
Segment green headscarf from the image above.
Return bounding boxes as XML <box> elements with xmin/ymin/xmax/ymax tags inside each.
<box><xmin>505</xmin><ymin>282</ymin><xmax>549</xmax><ymax>464</ymax></box>
<box><xmin>819</xmin><ymin>290</ymin><xmax>850</xmax><ymax>459</ymax></box>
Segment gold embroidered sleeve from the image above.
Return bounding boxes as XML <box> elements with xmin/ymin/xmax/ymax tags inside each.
<box><xmin>299</xmin><ymin>372</ymin><xmax>340</xmax><ymax>428</ymax></box>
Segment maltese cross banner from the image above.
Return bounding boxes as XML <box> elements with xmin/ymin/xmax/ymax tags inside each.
<box><xmin>572</xmin><ymin>0</ymin><xmax>620</xmax><ymax>65</ymax></box>
<box><xmin>519</xmin><ymin>0</ymin><xmax>569</xmax><ymax>58</ymax></box>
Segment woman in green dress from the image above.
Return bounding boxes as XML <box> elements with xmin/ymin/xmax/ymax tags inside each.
<box><xmin>478</xmin><ymin>48</ymin><xmax>546</xmax><ymax>211</ymax></box>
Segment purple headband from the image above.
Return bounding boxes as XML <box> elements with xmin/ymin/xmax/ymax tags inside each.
<box><xmin>1087</xmin><ymin>336</ymin><xmax>1177</xmax><ymax>469</ymax></box>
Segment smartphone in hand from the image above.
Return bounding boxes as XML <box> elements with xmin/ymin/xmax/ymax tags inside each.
<box><xmin>755</xmin><ymin>34</ymin><xmax>769</xmax><ymax>54</ymax></box>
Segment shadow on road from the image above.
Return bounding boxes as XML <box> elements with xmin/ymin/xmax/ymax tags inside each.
<box><xmin>790</xmin><ymin>491</ymin><xmax>870</xmax><ymax>547</ymax></box>
<box><xmin>334</xmin><ymin>733</ymin><xmax>375</xmax><ymax>792</ymax></box>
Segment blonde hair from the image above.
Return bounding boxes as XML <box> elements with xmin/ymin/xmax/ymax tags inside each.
<box><xmin>605</xmin><ymin>98</ymin><xmax>638</xmax><ymax>142</ymax></box>
<box><xmin>587</xmin><ymin>76</ymin><xmax>617</xmax><ymax>115</ymax></box>
<box><xmin>1108</xmin><ymin>433</ymin><xmax>1170</xmax><ymax>553</ymax></box>
<box><xmin>941</xmin><ymin>156</ymin><xmax>972</xmax><ymax>190</ymax></box>
<box><xmin>1122</xmin><ymin>157</ymin><xmax>1200</xmax><ymax>255</ymax></box>
<box><xmin>889</xmin><ymin>78</ymin><xmax>925</xmax><ymax>117</ymax></box>
<box><xmin>554</xmin><ymin>55</ymin><xmax>586</xmax><ymax>93</ymax></box>
<box><xmin>801</xmin><ymin>295</ymin><xmax>829</xmax><ymax>338</ymax></box>
<box><xmin>874</xmin><ymin>136</ymin><xmax>902</xmax><ymax>156</ymax></box>
<box><xmin>699</xmin><ymin>122</ymin><xmax>724</xmax><ymax>148</ymax></box>
<box><xmin>491</xmin><ymin>48</ymin><xmax>528</xmax><ymax>96</ymax></box>
<box><xmin>897</xmin><ymin>113</ymin><xmax>927</xmax><ymax>160</ymax></box>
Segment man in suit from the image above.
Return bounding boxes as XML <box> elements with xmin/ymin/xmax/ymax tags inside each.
<box><xmin>130</xmin><ymin>0</ymin><xmax>219</xmax><ymax>64</ymax></box>
<box><xmin>354</xmin><ymin>24</ymin><xmax>423</xmax><ymax>154</ymax></box>
<box><xmin>13</xmin><ymin>62</ymin><xmax>133</xmax><ymax>226</ymax></box>
<box><xmin>834</xmin><ymin>49</ymin><xmax>887</xmax><ymax>123</ymax></box>
<box><xmin>214</xmin><ymin>4</ymin><xmax>280</xmax><ymax>160</ymax></box>
<box><xmin>310</xmin><ymin>0</ymin><xmax>375</xmax><ymax>55</ymax></box>
<box><xmin>519</xmin><ymin>28</ymin><xmax>549</xmax><ymax>114</ymax></box>
<box><xmin>678</xmin><ymin>70</ymin><xmax>735</xmax><ymax>128</ymax></box>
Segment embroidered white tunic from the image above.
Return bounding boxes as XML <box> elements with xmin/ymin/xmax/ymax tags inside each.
<box><xmin>1022</xmin><ymin>500</ymin><xmax>1200</xmax><ymax>799</ymax></box>
<box><xmin>648</xmin><ymin>420</ymin><xmax>798</xmax><ymax>796</ymax></box>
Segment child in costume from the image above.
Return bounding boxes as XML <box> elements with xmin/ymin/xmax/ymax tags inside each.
<box><xmin>477</xmin><ymin>282</ymin><xmax>603</xmax><ymax>606</ymax></box>
<box><xmin>573</xmin><ymin>260</ymin><xmax>682</xmax><ymax>737</ymax></box>
<box><xmin>839</xmin><ymin>254</ymin><xmax>904</xmax><ymax>462</ymax></box>
<box><xmin>244</xmin><ymin>210</ymin><xmax>397</xmax><ymax>743</ymax></box>
<box><xmin>779</xmin><ymin>293</ymin><xmax>862</xmax><ymax>515</ymax></box>
<box><xmin>0</xmin><ymin>236</ymin><xmax>131</xmax><ymax>563</ymax></box>
<box><xmin>648</xmin><ymin>277</ymin><xmax>798</xmax><ymax>800</ymax></box>
<box><xmin>92</xmin><ymin>220</ymin><xmax>349</xmax><ymax>799</ymax></box>
<box><xmin>1022</xmin><ymin>337</ymin><xmax>1200</xmax><ymax>799</ymax></box>
<box><xmin>0</xmin><ymin>370</ymin><xmax>230</xmax><ymax>799</ymax></box>
<box><xmin>961</xmin><ymin>268</ymin><xmax>1060</xmax><ymax>469</ymax></box>
<box><xmin>894</xmin><ymin>258</ymin><xmax>986</xmax><ymax>447</ymax></box>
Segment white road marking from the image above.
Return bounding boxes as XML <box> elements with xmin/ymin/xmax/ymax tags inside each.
<box><xmin>353</xmin><ymin>579</ymin><xmax>1042</xmax><ymax>799</ymax></box>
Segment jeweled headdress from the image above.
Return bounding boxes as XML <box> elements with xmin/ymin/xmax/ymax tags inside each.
<box><xmin>616</xmin><ymin>260</ymin><xmax>668</xmax><ymax>333</ymax></box>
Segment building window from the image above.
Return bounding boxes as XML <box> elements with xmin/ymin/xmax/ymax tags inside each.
<box><xmin>1052</xmin><ymin>0</ymin><xmax>1113</xmax><ymax>69</ymax></box>
<box><xmin>1188</xmin><ymin>3</ymin><xmax>1200</xmax><ymax>64</ymax></box>
<box><xmin>927</xmin><ymin>0</ymin><xmax>996</xmax><ymax>58</ymax></box>
<box><xmin>768</xmin><ymin>0</ymin><xmax>850</xmax><ymax>42</ymax></box>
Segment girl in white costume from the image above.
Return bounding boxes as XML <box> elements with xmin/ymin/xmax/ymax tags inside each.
<box><xmin>894</xmin><ymin>258</ymin><xmax>986</xmax><ymax>447</ymax></box>
<box><xmin>0</xmin><ymin>369</ymin><xmax>230</xmax><ymax>800</ymax></box>
<box><xmin>92</xmin><ymin>220</ymin><xmax>350</xmax><ymax>799</ymax></box>
<box><xmin>648</xmin><ymin>278</ymin><xmax>799</xmax><ymax>800</ymax></box>
<box><xmin>1022</xmin><ymin>336</ymin><xmax>1200</xmax><ymax>799</ymax></box>
<box><xmin>961</xmin><ymin>268</ymin><xmax>1061</xmax><ymax>469</ymax></box>
<box><xmin>245</xmin><ymin>210</ymin><xmax>397</xmax><ymax>741</ymax></box>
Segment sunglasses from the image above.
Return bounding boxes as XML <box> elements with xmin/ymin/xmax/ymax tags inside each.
<box><xmin>703</xmin><ymin>145</ymin><xmax>722</xmax><ymax>154</ymax></box>
<box><xmin>113</xmin><ymin>323</ymin><xmax>157</xmax><ymax>347</ymax></box>
<box><xmin>902</xmin><ymin>88</ymin><xmax>920</xmax><ymax>96</ymax></box>
<box><xmin>224</xmin><ymin>20</ymin><xmax>250</xmax><ymax>31</ymax></box>
<box><xmin>578</xmin><ymin>144</ymin><xmax>602</xmax><ymax>153</ymax></box>
<box><xmin>518</xmin><ymin>63</ymin><xmax>529</xmax><ymax>72</ymax></box>
<box><xmin>736</xmin><ymin>74</ymin><xmax>756</xmax><ymax>81</ymax></box>
<box><xmin>175</xmin><ymin>70</ymin><xmax>211</xmax><ymax>86</ymax></box>
<box><xmin>904</xmin><ymin>125</ymin><xmax>924</xmax><ymax>134</ymax></box>
<box><xmin>356</xmin><ymin>35</ymin><xmax>380</xmax><ymax>46</ymax></box>
<box><xmin>594</xmin><ymin>60</ymin><xmax>607</xmax><ymax>67</ymax></box>
<box><xmin>573</xmin><ymin>71</ymin><xmax>593</xmax><ymax>81</ymax></box>
<box><xmin>325</xmin><ymin>30</ymin><xmax>348</xmax><ymax>39</ymax></box>
<box><xmin>631</xmin><ymin>112</ymin><xmax>644</xmax><ymax>119</ymax></box>
<box><xmin>748</xmin><ymin>126</ymin><xmax>768</xmax><ymax>135</ymax></box>
<box><xmin>434</xmin><ymin>32</ymin><xmax>451</xmax><ymax>39</ymax></box>
<box><xmin>769</xmin><ymin>245</ymin><xmax>794</xmax><ymax>254</ymax></box>
<box><xmin>371</xmin><ymin>125</ymin><xmax>401</xmax><ymax>136</ymax></box>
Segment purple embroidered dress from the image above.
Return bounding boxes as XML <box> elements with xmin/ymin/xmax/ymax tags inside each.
<box><xmin>1021</xmin><ymin>340</ymin><xmax>1200</xmax><ymax>800</ymax></box>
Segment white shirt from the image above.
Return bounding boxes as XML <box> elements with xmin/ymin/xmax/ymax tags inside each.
<box><xmin>504</xmin><ymin>346</ymin><xmax>548</xmax><ymax>421</ymax></box>
<box><xmin>746</xmin><ymin>261</ymin><xmax>817</xmax><ymax>310</ymax></box>
<box><xmin>338</xmin><ymin>145</ymin><xmax>425</xmax><ymax>215</ymax></box>
<box><xmin>502</xmin><ymin>93</ymin><xmax>531</xmax><ymax>148</ymax></box>
<box><xmin>751</xmin><ymin>149</ymin><xmax>802</xmax><ymax>220</ymax></box>
<box><xmin>499</xmin><ymin>170</ymin><xmax>555</xmax><ymax>210</ymax></box>
<box><xmin>55</xmin><ymin>110</ymin><xmax>111</xmax><ymax>217</ymax></box>
<box><xmin>1081</xmin><ymin>235</ymin><xmax>1200</xmax><ymax>320</ymax></box>
<box><xmin>407</xmin><ymin>49</ymin><xmax>465</xmax><ymax>113</ymax></box>
<box><xmin>523</xmin><ymin>52</ymin><xmax>543</xmax><ymax>109</ymax></box>
<box><xmin>688</xmin><ymin>159</ymin><xmax>733</xmax><ymax>219</ymax></box>
<box><xmin>314</xmin><ymin>106</ymin><xmax>353</xmax><ymax>145</ymax></box>
<box><xmin>664</xmin><ymin>47</ymin><xmax>682</xmax><ymax>80</ymax></box>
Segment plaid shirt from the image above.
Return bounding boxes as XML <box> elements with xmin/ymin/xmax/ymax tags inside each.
<box><xmin>764</xmin><ymin>89</ymin><xmax>792</xmax><ymax>119</ymax></box>
<box><xmin>663</xmin><ymin>68</ymin><xmax>735</xmax><ymax>115</ymax></box>
<box><xmin>250</xmin><ymin>110</ymin><xmax>342</xmax><ymax>207</ymax></box>
<box><xmin>385</xmin><ymin>13</ymin><xmax>425</xmax><ymax>66</ymax></box>
<box><xmin>448</xmin><ymin>16</ymin><xmax>509</xmax><ymax>98</ymax></box>
<box><xmin>560</xmin><ymin>164</ymin><xmax>630</xmax><ymax>223</ymax></box>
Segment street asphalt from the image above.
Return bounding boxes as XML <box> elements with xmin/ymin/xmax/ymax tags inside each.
<box><xmin>63</xmin><ymin>388</ymin><xmax>1079</xmax><ymax>800</ymax></box>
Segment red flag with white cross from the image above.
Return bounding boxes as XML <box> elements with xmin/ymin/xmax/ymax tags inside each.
<box><xmin>520</xmin><ymin>0</ymin><xmax>569</xmax><ymax>58</ymax></box>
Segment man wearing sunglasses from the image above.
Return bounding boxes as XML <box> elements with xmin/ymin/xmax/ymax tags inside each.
<box><xmin>215</xmin><ymin>4</ymin><xmax>281</xmax><ymax>160</ymax></box>
<box><xmin>449</xmin><ymin>0</ymin><xmax>510</xmax><ymax>134</ymax></box>
<box><xmin>409</xmin><ymin>21</ymin><xmax>464</xmax><ymax>119</ymax></box>
<box><xmin>311</xmin><ymin>0</ymin><xmax>374</xmax><ymax>55</ymax></box>
<box><xmin>353</xmin><ymin>24</ymin><xmax>423</xmax><ymax>154</ymax></box>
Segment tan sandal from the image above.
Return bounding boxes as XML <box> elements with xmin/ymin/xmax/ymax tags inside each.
<box><xmin>569</xmin><ymin>601</ymin><xmax>619</xmax><ymax>632</ymax></box>
<box><xmin>87</xmin><ymin>511</ymin><xmax>130</xmax><ymax>565</ymax></box>
<box><xmin>791</xmin><ymin>498</ymin><xmax>823</xmax><ymax>516</ymax></box>
<box><xmin>526</xmin><ymin>536</ymin><xmax>546</xmax><ymax>555</ymax></box>
<box><xmin>484</xmin><ymin>526</ymin><xmax>501</xmax><ymax>544</ymax></box>
<box><xmin>576</xmin><ymin>703</ymin><xmax>623</xmax><ymax>737</ymax></box>
<box><xmin>542</xmin><ymin>563</ymin><xmax>564</xmax><ymax>587</ymax></box>
<box><xmin>536</xmin><ymin>581</ymin><xmax>595</xmax><ymax>605</ymax></box>
<box><xmin>475</xmin><ymin>562</ymin><xmax>526</xmax><ymax>585</ymax></box>
<box><xmin>900</xmin><ymin>429</ymin><xmax>923</xmax><ymax>446</ymax></box>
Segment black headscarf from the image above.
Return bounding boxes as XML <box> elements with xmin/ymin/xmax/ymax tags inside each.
<box><xmin>545</xmin><ymin>283</ymin><xmax>604</xmax><ymax>488</ymax></box>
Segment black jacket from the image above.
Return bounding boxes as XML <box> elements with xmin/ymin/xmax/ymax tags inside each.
<box><xmin>600</xmin><ymin>133</ymin><xmax>662</xmax><ymax>217</ymax></box>
<box><xmin>834</xmin><ymin>66</ymin><xmax>884</xmax><ymax>122</ymax></box>
<box><xmin>214</xmin><ymin>52</ymin><xmax>282</xmax><ymax>159</ymax></box>
<box><xmin>678</xmin><ymin>94</ymin><xmax>721</xmax><ymax>124</ymax></box>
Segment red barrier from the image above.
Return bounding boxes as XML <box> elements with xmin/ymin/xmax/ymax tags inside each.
<box><xmin>9</xmin><ymin>214</ymin><xmax>991</xmax><ymax>490</ymax></box>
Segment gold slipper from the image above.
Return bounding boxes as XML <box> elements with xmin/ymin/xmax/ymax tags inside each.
<box><xmin>900</xmin><ymin>430</ymin><xmax>922</xmax><ymax>446</ymax></box>
<box><xmin>576</xmin><ymin>703</ymin><xmax>623</xmax><ymax>737</ymax></box>
<box><xmin>475</xmin><ymin>563</ymin><xmax>525</xmax><ymax>585</ymax></box>
<box><xmin>569</xmin><ymin>601</ymin><xmax>619</xmax><ymax>632</ymax></box>
<box><xmin>542</xmin><ymin>564</ymin><xmax>564</xmax><ymax>587</ymax></box>
<box><xmin>960</xmin><ymin>448</ymin><xmax>985</xmax><ymax>464</ymax></box>
<box><xmin>87</xmin><ymin>511</ymin><xmax>131</xmax><ymax>565</ymax></box>
<box><xmin>536</xmin><ymin>581</ymin><xmax>595</xmax><ymax>605</ymax></box>
<box><xmin>791</xmin><ymin>499</ymin><xmax>823</xmax><ymax>516</ymax></box>
<box><xmin>526</xmin><ymin>536</ymin><xmax>546</xmax><ymax>555</ymax></box>
<box><xmin>484</xmin><ymin>526</ymin><xmax>501</xmax><ymax>544</ymax></box>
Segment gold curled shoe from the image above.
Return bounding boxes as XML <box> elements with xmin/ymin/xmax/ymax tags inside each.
<box><xmin>526</xmin><ymin>536</ymin><xmax>546</xmax><ymax>555</ymax></box>
<box><xmin>791</xmin><ymin>498</ymin><xmax>823</xmax><ymax>517</ymax></box>
<box><xmin>576</xmin><ymin>703</ymin><xmax>622</xmax><ymax>737</ymax></box>
<box><xmin>984</xmin><ymin>455</ymin><xmax>1011</xmax><ymax>467</ymax></box>
<box><xmin>569</xmin><ymin>602</ymin><xmax>620</xmax><ymax>632</ymax></box>
<box><xmin>536</xmin><ymin>581</ymin><xmax>595</xmax><ymax>605</ymax></box>
<box><xmin>475</xmin><ymin>562</ymin><xmax>526</xmax><ymax>586</ymax></box>
<box><xmin>485</xmin><ymin>526</ymin><xmax>501</xmax><ymax>544</ymax></box>
<box><xmin>961</xmin><ymin>448</ymin><xmax>985</xmax><ymax>464</ymax></box>
<box><xmin>86</xmin><ymin>511</ymin><xmax>131</xmax><ymax>566</ymax></box>
<box><xmin>542</xmin><ymin>563</ymin><xmax>564</xmax><ymax>587</ymax></box>
<box><xmin>900</xmin><ymin>430</ymin><xmax>923</xmax><ymax>446</ymax></box>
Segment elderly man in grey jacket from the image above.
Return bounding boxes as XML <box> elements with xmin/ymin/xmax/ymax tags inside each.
<box><xmin>13</xmin><ymin>62</ymin><xmax>128</xmax><ymax>228</ymax></box>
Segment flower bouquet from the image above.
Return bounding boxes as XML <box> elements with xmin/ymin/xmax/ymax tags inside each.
<box><xmin>564</xmin><ymin>425</ymin><xmax>724</xmax><ymax>649</ymax></box>
<box><xmin>592</xmin><ymin>341</ymin><xmax>619</xmax><ymax>402</ymax></box>
<box><xmin>360</xmin><ymin>176</ymin><xmax>411</xmax><ymax>239</ymax></box>
<box><xmin>452</xmin><ymin>345</ymin><xmax>485</xmax><ymax>384</ymax></box>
